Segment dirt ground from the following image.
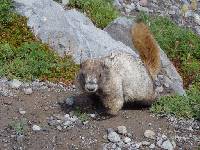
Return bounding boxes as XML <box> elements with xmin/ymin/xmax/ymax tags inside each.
<box><xmin>0</xmin><ymin>88</ymin><xmax>199</xmax><ymax>150</ymax></box>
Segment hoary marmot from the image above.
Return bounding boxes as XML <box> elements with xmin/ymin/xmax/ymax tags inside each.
<box><xmin>75</xmin><ymin>22</ymin><xmax>161</xmax><ymax>115</ymax></box>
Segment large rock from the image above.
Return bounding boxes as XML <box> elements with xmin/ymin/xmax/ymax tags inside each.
<box><xmin>104</xmin><ymin>17</ymin><xmax>185</xmax><ymax>96</ymax></box>
<box><xmin>14</xmin><ymin>0</ymin><xmax>139</xmax><ymax>63</ymax></box>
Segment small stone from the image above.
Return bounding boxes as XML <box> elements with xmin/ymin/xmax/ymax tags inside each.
<box><xmin>48</xmin><ymin>119</ymin><xmax>59</xmax><ymax>126</ymax></box>
<box><xmin>90</xmin><ymin>114</ymin><xmax>96</xmax><ymax>118</ymax></box>
<box><xmin>164</xmin><ymin>83</ymin><xmax>170</xmax><ymax>88</ymax></box>
<box><xmin>116</xmin><ymin>141</ymin><xmax>124</xmax><ymax>147</ymax></box>
<box><xmin>161</xmin><ymin>139</ymin><xmax>174</xmax><ymax>150</ymax></box>
<box><xmin>57</xmin><ymin>125</ymin><xmax>62</xmax><ymax>130</ymax></box>
<box><xmin>162</xmin><ymin>134</ymin><xmax>168</xmax><ymax>140</ymax></box>
<box><xmin>16</xmin><ymin>135</ymin><xmax>24</xmax><ymax>143</ymax></box>
<box><xmin>65</xmin><ymin>97</ymin><xmax>74</xmax><ymax>106</ymax></box>
<box><xmin>63</xmin><ymin>120</ymin><xmax>72</xmax><ymax>127</ymax></box>
<box><xmin>139</xmin><ymin>0</ymin><xmax>148</xmax><ymax>6</ymax></box>
<box><xmin>188</xmin><ymin>126</ymin><xmax>193</xmax><ymax>131</ymax></box>
<box><xmin>125</xmin><ymin>8</ymin><xmax>131</xmax><ymax>13</ymax></box>
<box><xmin>103</xmin><ymin>135</ymin><xmax>107</xmax><ymax>140</ymax></box>
<box><xmin>19</xmin><ymin>108</ymin><xmax>26</xmax><ymax>115</ymax></box>
<box><xmin>3</xmin><ymin>100</ymin><xmax>12</xmax><ymax>105</ymax></box>
<box><xmin>83</xmin><ymin>121</ymin><xmax>89</xmax><ymax>125</ymax></box>
<box><xmin>70</xmin><ymin>116</ymin><xmax>78</xmax><ymax>122</ymax></box>
<box><xmin>142</xmin><ymin>141</ymin><xmax>151</xmax><ymax>146</ymax></box>
<box><xmin>23</xmin><ymin>88</ymin><xmax>33</xmax><ymax>95</ymax></box>
<box><xmin>135</xmin><ymin>142</ymin><xmax>142</xmax><ymax>149</ymax></box>
<box><xmin>168</xmin><ymin>11</ymin><xmax>176</xmax><ymax>15</ymax></box>
<box><xmin>144</xmin><ymin>130</ymin><xmax>156</xmax><ymax>139</ymax></box>
<box><xmin>157</xmin><ymin>139</ymin><xmax>163</xmax><ymax>147</ymax></box>
<box><xmin>10</xmin><ymin>79</ymin><xmax>22</xmax><ymax>89</ymax></box>
<box><xmin>44</xmin><ymin>106</ymin><xmax>49</xmax><ymax>111</ymax></box>
<box><xmin>117</xmin><ymin>126</ymin><xmax>127</xmax><ymax>134</ymax></box>
<box><xmin>149</xmin><ymin>143</ymin><xmax>155</xmax><ymax>149</ymax></box>
<box><xmin>113</xmin><ymin>0</ymin><xmax>122</xmax><ymax>9</ymax></box>
<box><xmin>32</xmin><ymin>125</ymin><xmax>41</xmax><ymax>131</ymax></box>
<box><xmin>195</xmin><ymin>26</ymin><xmax>200</xmax><ymax>35</ymax></box>
<box><xmin>111</xmin><ymin>143</ymin><xmax>117</xmax><ymax>149</ymax></box>
<box><xmin>136</xmin><ymin>2</ymin><xmax>149</xmax><ymax>13</ymax></box>
<box><xmin>107</xmin><ymin>128</ymin><xmax>114</xmax><ymax>134</ymax></box>
<box><xmin>123</xmin><ymin>137</ymin><xmax>131</xmax><ymax>143</ymax></box>
<box><xmin>64</xmin><ymin>114</ymin><xmax>70</xmax><ymax>119</ymax></box>
<box><xmin>193</xmin><ymin>13</ymin><xmax>200</xmax><ymax>25</ymax></box>
<box><xmin>155</xmin><ymin>86</ymin><xmax>164</xmax><ymax>93</ymax></box>
<box><xmin>62</xmin><ymin>0</ymin><xmax>69</xmax><ymax>5</ymax></box>
<box><xmin>127</xmin><ymin>133</ymin><xmax>132</xmax><ymax>138</ymax></box>
<box><xmin>107</xmin><ymin>131</ymin><xmax>121</xmax><ymax>143</ymax></box>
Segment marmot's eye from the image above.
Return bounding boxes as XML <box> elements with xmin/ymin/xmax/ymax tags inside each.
<box><xmin>99</xmin><ymin>73</ymin><xmax>101</xmax><ymax>77</ymax></box>
<box><xmin>80</xmin><ymin>73</ymin><xmax>84</xmax><ymax>78</ymax></box>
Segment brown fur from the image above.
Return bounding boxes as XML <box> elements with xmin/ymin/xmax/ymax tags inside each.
<box><xmin>131</xmin><ymin>22</ymin><xmax>161</xmax><ymax>79</ymax></box>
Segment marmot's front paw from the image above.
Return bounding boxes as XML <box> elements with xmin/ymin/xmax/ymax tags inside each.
<box><xmin>107</xmin><ymin>109</ymin><xmax>119</xmax><ymax>116</ymax></box>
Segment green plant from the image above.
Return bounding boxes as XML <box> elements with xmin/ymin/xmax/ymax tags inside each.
<box><xmin>0</xmin><ymin>0</ymin><xmax>79</xmax><ymax>84</ymax></box>
<box><xmin>0</xmin><ymin>14</ymin><xmax>36</xmax><ymax>47</ymax></box>
<box><xmin>73</xmin><ymin>107</ymin><xmax>89</xmax><ymax>122</ymax></box>
<box><xmin>0</xmin><ymin>0</ymin><xmax>14</xmax><ymax>26</ymax></box>
<box><xmin>151</xmin><ymin>86</ymin><xmax>200</xmax><ymax>120</ymax></box>
<box><xmin>0</xmin><ymin>42</ymin><xmax>79</xmax><ymax>83</ymax></box>
<box><xmin>9</xmin><ymin>119</ymin><xmax>27</xmax><ymax>135</ymax></box>
<box><xmin>68</xmin><ymin>0</ymin><xmax>118</xmax><ymax>28</ymax></box>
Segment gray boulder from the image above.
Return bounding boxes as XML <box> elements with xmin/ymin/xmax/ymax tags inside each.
<box><xmin>14</xmin><ymin>0</ymin><xmax>138</xmax><ymax>63</ymax></box>
<box><xmin>104</xmin><ymin>17</ymin><xmax>185</xmax><ymax>96</ymax></box>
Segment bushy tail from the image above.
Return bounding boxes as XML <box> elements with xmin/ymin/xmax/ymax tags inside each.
<box><xmin>131</xmin><ymin>22</ymin><xmax>161</xmax><ymax>79</ymax></box>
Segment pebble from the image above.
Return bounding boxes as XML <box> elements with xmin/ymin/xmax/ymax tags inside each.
<box><xmin>9</xmin><ymin>79</ymin><xmax>22</xmax><ymax>89</ymax></box>
<box><xmin>107</xmin><ymin>131</ymin><xmax>121</xmax><ymax>143</ymax></box>
<box><xmin>23</xmin><ymin>88</ymin><xmax>33</xmax><ymax>95</ymax></box>
<box><xmin>155</xmin><ymin>86</ymin><xmax>164</xmax><ymax>93</ymax></box>
<box><xmin>149</xmin><ymin>143</ymin><xmax>156</xmax><ymax>149</ymax></box>
<box><xmin>89</xmin><ymin>114</ymin><xmax>96</xmax><ymax>118</ymax></box>
<box><xmin>144</xmin><ymin>130</ymin><xmax>156</xmax><ymax>139</ymax></box>
<box><xmin>103</xmin><ymin>135</ymin><xmax>107</xmax><ymax>140</ymax></box>
<box><xmin>161</xmin><ymin>139</ymin><xmax>174</xmax><ymax>150</ymax></box>
<box><xmin>16</xmin><ymin>135</ymin><xmax>24</xmax><ymax>143</ymax></box>
<box><xmin>195</xmin><ymin>26</ymin><xmax>200</xmax><ymax>35</ymax></box>
<box><xmin>117</xmin><ymin>126</ymin><xmax>127</xmax><ymax>134</ymax></box>
<box><xmin>19</xmin><ymin>108</ymin><xmax>26</xmax><ymax>115</ymax></box>
<box><xmin>193</xmin><ymin>13</ymin><xmax>200</xmax><ymax>25</ymax></box>
<box><xmin>142</xmin><ymin>141</ymin><xmax>151</xmax><ymax>146</ymax></box>
<box><xmin>61</xmin><ymin>0</ymin><xmax>69</xmax><ymax>5</ymax></box>
<box><xmin>123</xmin><ymin>137</ymin><xmax>131</xmax><ymax>143</ymax></box>
<box><xmin>57</xmin><ymin>125</ymin><xmax>62</xmax><ymax>130</ymax></box>
<box><xmin>32</xmin><ymin>125</ymin><xmax>41</xmax><ymax>131</ymax></box>
<box><xmin>65</xmin><ymin>97</ymin><xmax>74</xmax><ymax>106</ymax></box>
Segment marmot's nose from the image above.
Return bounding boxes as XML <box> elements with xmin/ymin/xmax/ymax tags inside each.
<box><xmin>87</xmin><ymin>87</ymin><xmax>95</xmax><ymax>92</ymax></box>
<box><xmin>85</xmin><ymin>84</ymin><xmax>97</xmax><ymax>93</ymax></box>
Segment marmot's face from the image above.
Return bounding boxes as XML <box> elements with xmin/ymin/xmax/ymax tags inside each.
<box><xmin>78</xmin><ymin>59</ymin><xmax>105</xmax><ymax>93</ymax></box>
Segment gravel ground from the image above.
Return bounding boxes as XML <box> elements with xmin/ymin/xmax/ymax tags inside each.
<box><xmin>114</xmin><ymin>0</ymin><xmax>200</xmax><ymax>35</ymax></box>
<box><xmin>0</xmin><ymin>78</ymin><xmax>199</xmax><ymax>149</ymax></box>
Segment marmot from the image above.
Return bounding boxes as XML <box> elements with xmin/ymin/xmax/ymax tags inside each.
<box><xmin>75</xmin><ymin>22</ymin><xmax>161</xmax><ymax>115</ymax></box>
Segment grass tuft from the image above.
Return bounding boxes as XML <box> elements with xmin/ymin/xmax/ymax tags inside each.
<box><xmin>9</xmin><ymin>119</ymin><xmax>27</xmax><ymax>135</ymax></box>
<box><xmin>151</xmin><ymin>86</ymin><xmax>200</xmax><ymax>120</ymax></box>
<box><xmin>0</xmin><ymin>0</ymin><xmax>79</xmax><ymax>84</ymax></box>
<box><xmin>68</xmin><ymin>0</ymin><xmax>119</xmax><ymax>28</ymax></box>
